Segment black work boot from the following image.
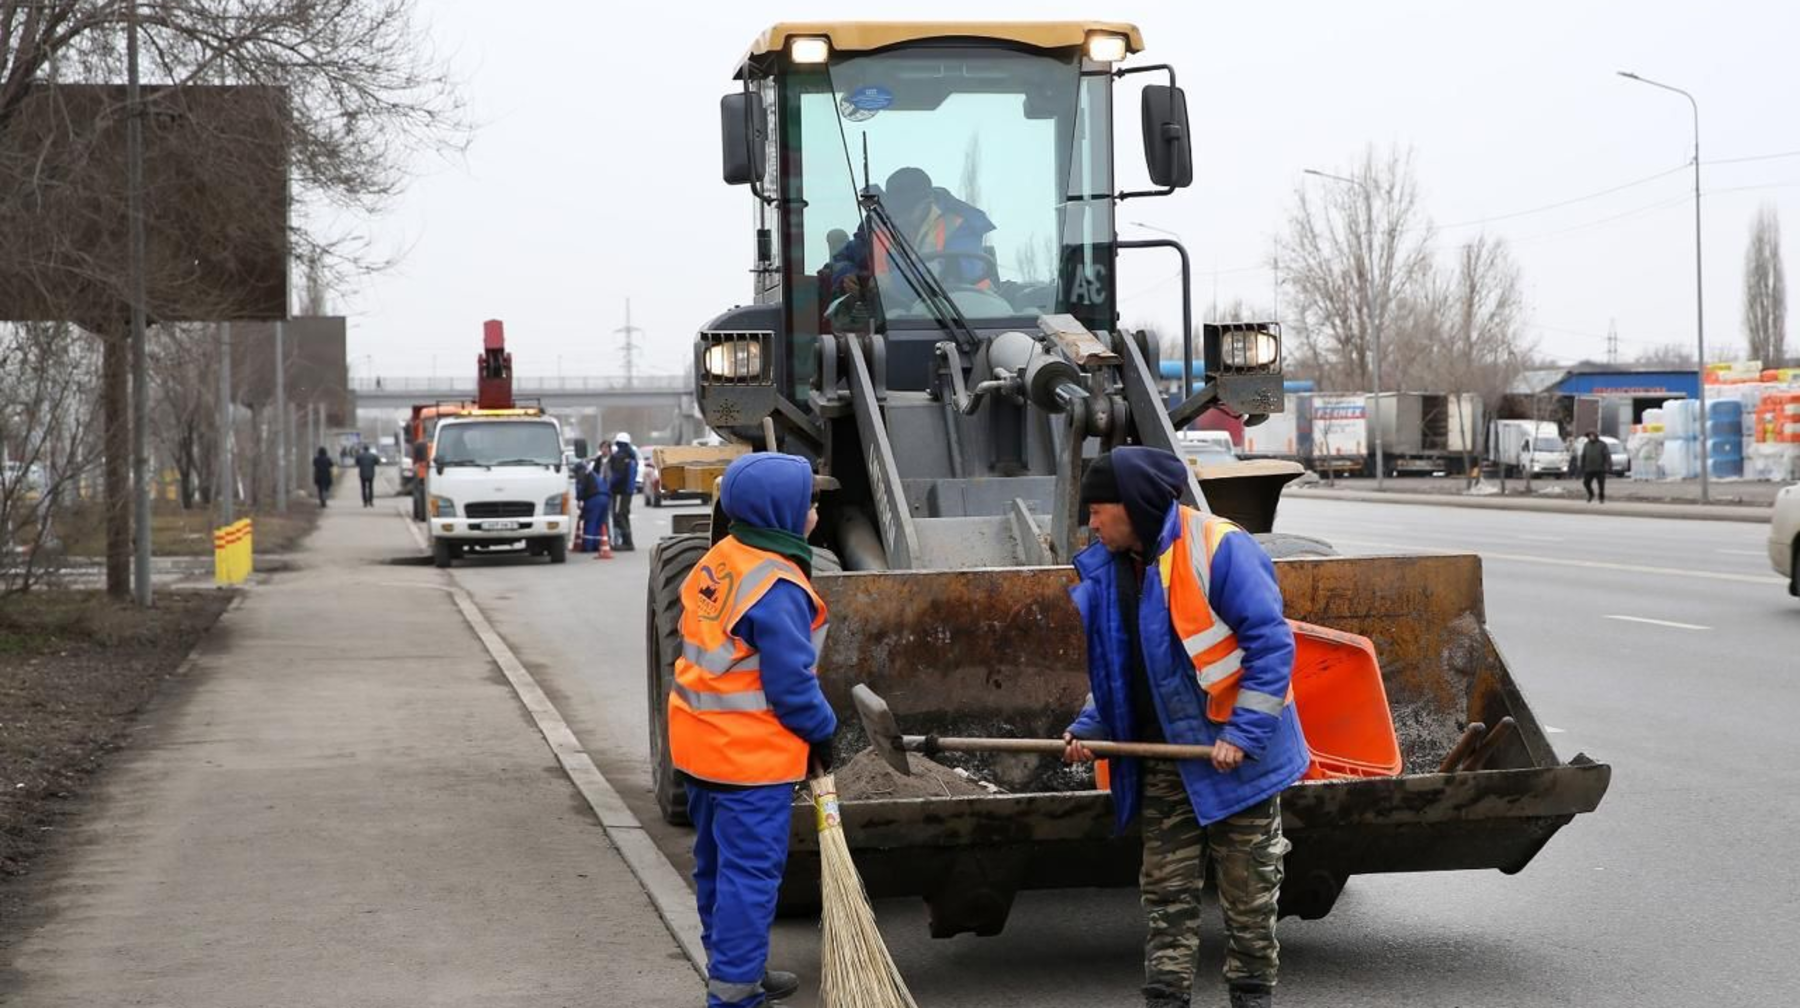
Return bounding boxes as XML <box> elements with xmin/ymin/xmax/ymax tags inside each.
<box><xmin>1227</xmin><ymin>981</ymin><xmax>1272</xmax><ymax>1008</ymax></box>
<box><xmin>762</xmin><ymin>970</ymin><xmax>800</xmax><ymax>1001</ymax></box>
<box><xmin>1143</xmin><ymin>986</ymin><xmax>1190</xmax><ymax>1008</ymax></box>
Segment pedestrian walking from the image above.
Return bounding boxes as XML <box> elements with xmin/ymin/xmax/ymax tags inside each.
<box><xmin>669</xmin><ymin>453</ymin><xmax>835</xmax><ymax>1008</ymax></box>
<box><xmin>572</xmin><ymin>461</ymin><xmax>609</xmax><ymax>553</ymax></box>
<box><xmin>312</xmin><ymin>447</ymin><xmax>334</xmax><ymax>507</ymax></box>
<box><xmin>1579</xmin><ymin>430</ymin><xmax>1609</xmax><ymax>504</ymax></box>
<box><xmin>355</xmin><ymin>444</ymin><xmax>380</xmax><ymax>507</ymax></box>
<box><xmin>607</xmin><ymin>431</ymin><xmax>639</xmax><ymax>551</ymax></box>
<box><xmin>1061</xmin><ymin>447</ymin><xmax>1308</xmax><ymax>1008</ymax></box>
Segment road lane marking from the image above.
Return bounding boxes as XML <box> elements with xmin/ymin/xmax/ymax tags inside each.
<box><xmin>1542</xmin><ymin>725</ymin><xmax>1566</xmax><ymax>734</ymax></box>
<box><xmin>1319</xmin><ymin>536</ymin><xmax>1785</xmax><ymax>586</ymax></box>
<box><xmin>1604</xmin><ymin>614</ymin><xmax>1711</xmax><ymax>631</ymax></box>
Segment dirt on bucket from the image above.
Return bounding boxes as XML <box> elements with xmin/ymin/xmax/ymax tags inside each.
<box><xmin>816</xmin><ymin>748</ymin><xmax>993</xmax><ymax>801</ymax></box>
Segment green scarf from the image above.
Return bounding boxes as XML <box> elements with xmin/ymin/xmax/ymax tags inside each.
<box><xmin>729</xmin><ymin>522</ymin><xmax>813</xmax><ymax>577</ymax></box>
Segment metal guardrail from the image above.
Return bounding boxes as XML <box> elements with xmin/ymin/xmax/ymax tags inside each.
<box><xmin>348</xmin><ymin>375</ymin><xmax>691</xmax><ymax>393</ymax></box>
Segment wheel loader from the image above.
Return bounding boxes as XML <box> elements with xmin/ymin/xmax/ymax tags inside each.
<box><xmin>645</xmin><ymin>20</ymin><xmax>1610</xmax><ymax>938</ymax></box>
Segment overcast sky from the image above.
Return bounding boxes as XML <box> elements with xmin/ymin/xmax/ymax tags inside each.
<box><xmin>340</xmin><ymin>0</ymin><xmax>1800</xmax><ymax>384</ymax></box>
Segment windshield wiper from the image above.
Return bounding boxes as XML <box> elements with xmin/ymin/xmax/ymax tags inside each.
<box><xmin>437</xmin><ymin>458</ymin><xmax>481</xmax><ymax>467</ymax></box>
<box><xmin>491</xmin><ymin>458</ymin><xmax>552</xmax><ymax>467</ymax></box>
<box><xmin>858</xmin><ymin>186</ymin><xmax>981</xmax><ymax>355</ymax></box>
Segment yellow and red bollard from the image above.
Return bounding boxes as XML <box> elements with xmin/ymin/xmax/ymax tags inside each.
<box><xmin>212</xmin><ymin>518</ymin><xmax>253</xmax><ymax>585</ymax></box>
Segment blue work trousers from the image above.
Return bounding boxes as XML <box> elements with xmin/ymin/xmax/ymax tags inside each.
<box><xmin>577</xmin><ymin>499</ymin><xmax>608</xmax><ymax>551</ymax></box>
<box><xmin>688</xmin><ymin>782</ymin><xmax>792</xmax><ymax>1008</ymax></box>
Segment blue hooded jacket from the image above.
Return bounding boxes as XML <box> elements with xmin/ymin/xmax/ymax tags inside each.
<box><xmin>1066</xmin><ymin>447</ymin><xmax>1309</xmax><ymax>828</ymax></box>
<box><xmin>828</xmin><ymin>188</ymin><xmax>997</xmax><ymax>293</ymax></box>
<box><xmin>718</xmin><ymin>453</ymin><xmax>836</xmax><ymax>745</ymax></box>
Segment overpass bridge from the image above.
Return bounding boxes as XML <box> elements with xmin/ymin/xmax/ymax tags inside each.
<box><xmin>350</xmin><ymin>374</ymin><xmax>694</xmax><ymax>412</ymax></box>
<box><xmin>350</xmin><ymin>375</ymin><xmax>705</xmax><ymax>444</ymax></box>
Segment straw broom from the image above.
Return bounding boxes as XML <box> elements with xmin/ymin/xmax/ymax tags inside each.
<box><xmin>810</xmin><ymin>771</ymin><xmax>919</xmax><ymax>1008</ymax></box>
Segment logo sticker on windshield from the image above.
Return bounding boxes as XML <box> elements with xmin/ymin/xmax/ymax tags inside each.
<box><xmin>839</xmin><ymin>85</ymin><xmax>893</xmax><ymax>120</ymax></box>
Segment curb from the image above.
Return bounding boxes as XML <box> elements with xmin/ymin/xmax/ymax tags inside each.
<box><xmin>401</xmin><ymin>506</ymin><xmax>707</xmax><ymax>978</ymax></box>
<box><xmin>1285</xmin><ymin>487</ymin><xmax>1773</xmax><ymax>523</ymax></box>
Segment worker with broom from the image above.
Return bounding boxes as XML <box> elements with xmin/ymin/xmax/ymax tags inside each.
<box><xmin>1061</xmin><ymin>446</ymin><xmax>1309</xmax><ymax>1008</ymax></box>
<box><xmin>668</xmin><ymin>452</ymin><xmax>837</xmax><ymax>1008</ymax></box>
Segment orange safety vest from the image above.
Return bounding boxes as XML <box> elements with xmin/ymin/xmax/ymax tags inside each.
<box><xmin>1156</xmin><ymin>506</ymin><xmax>1294</xmax><ymax>723</ymax></box>
<box><xmin>668</xmin><ymin>537</ymin><xmax>829</xmax><ymax>786</ymax></box>
<box><xmin>871</xmin><ymin>205</ymin><xmax>993</xmax><ymax>290</ymax></box>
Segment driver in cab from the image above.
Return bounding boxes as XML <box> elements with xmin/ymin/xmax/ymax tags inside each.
<box><xmin>829</xmin><ymin>166</ymin><xmax>995</xmax><ymax>299</ymax></box>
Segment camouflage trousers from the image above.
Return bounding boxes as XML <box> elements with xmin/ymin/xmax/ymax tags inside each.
<box><xmin>1140</xmin><ymin>759</ymin><xmax>1290</xmax><ymax>996</ymax></box>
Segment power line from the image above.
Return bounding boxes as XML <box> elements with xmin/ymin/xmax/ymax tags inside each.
<box><xmin>1709</xmin><ymin>149</ymin><xmax>1800</xmax><ymax>166</ymax></box>
<box><xmin>1438</xmin><ymin>163</ymin><xmax>1689</xmax><ymax>230</ymax></box>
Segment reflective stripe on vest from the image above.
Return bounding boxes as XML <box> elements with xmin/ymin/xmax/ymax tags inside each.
<box><xmin>1157</xmin><ymin>506</ymin><xmax>1292</xmax><ymax>723</ymax></box>
<box><xmin>669</xmin><ymin>538</ymin><xmax>828</xmax><ymax>785</ymax></box>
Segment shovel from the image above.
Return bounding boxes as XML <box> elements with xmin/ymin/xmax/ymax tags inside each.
<box><xmin>852</xmin><ymin>684</ymin><xmax>1214</xmax><ymax>775</ymax></box>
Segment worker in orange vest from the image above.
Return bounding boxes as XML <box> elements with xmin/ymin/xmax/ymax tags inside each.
<box><xmin>668</xmin><ymin>452</ymin><xmax>837</xmax><ymax>1008</ymax></box>
<box><xmin>1062</xmin><ymin>447</ymin><xmax>1308</xmax><ymax>1008</ymax></box>
<box><xmin>828</xmin><ymin>165</ymin><xmax>997</xmax><ymax>301</ymax></box>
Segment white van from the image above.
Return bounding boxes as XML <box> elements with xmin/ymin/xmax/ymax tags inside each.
<box><xmin>424</xmin><ymin>411</ymin><xmax>572</xmax><ymax>567</ymax></box>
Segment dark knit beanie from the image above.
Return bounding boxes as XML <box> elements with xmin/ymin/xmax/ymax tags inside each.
<box><xmin>1079</xmin><ymin>453</ymin><xmax>1121</xmax><ymax>510</ymax></box>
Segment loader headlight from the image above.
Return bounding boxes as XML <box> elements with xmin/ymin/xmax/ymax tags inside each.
<box><xmin>543</xmin><ymin>493</ymin><xmax>568</xmax><ymax>516</ymax></box>
<box><xmin>703</xmin><ymin>340</ymin><xmax>764</xmax><ymax>379</ymax></box>
<box><xmin>429</xmin><ymin>495</ymin><xmax>457</xmax><ymax>517</ymax></box>
<box><xmin>1085</xmin><ymin>33</ymin><xmax>1129</xmax><ymax>64</ymax></box>
<box><xmin>1219</xmin><ymin>328</ymin><xmax>1281</xmax><ymax>370</ymax></box>
<box><xmin>789</xmin><ymin>36</ymin><xmax>830</xmax><ymax>64</ymax></box>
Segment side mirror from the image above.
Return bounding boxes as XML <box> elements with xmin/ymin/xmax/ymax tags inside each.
<box><xmin>720</xmin><ymin>92</ymin><xmax>767</xmax><ymax>186</ymax></box>
<box><xmin>572</xmin><ymin>437</ymin><xmax>590</xmax><ymax>459</ymax></box>
<box><xmin>411</xmin><ymin>440</ymin><xmax>428</xmax><ymax>463</ymax></box>
<box><xmin>1140</xmin><ymin>85</ymin><xmax>1193</xmax><ymax>189</ymax></box>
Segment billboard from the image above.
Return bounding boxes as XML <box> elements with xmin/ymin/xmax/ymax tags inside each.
<box><xmin>0</xmin><ymin>84</ymin><xmax>289</xmax><ymax>326</ymax></box>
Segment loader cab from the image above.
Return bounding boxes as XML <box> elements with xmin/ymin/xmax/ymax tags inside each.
<box><xmin>712</xmin><ymin>22</ymin><xmax>1191</xmax><ymax>402</ymax></box>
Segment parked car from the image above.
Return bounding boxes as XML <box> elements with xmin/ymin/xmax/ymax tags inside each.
<box><xmin>1770</xmin><ymin>482</ymin><xmax>1799</xmax><ymax>597</ymax></box>
<box><xmin>1599</xmin><ymin>435</ymin><xmax>1630</xmax><ymax>476</ymax></box>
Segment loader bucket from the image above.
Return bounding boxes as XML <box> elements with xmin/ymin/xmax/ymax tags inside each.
<box><xmin>779</xmin><ymin>554</ymin><xmax>1608</xmax><ymax>938</ymax></box>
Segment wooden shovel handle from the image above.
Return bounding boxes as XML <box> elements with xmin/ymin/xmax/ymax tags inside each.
<box><xmin>910</xmin><ymin>736</ymin><xmax>1214</xmax><ymax>761</ymax></box>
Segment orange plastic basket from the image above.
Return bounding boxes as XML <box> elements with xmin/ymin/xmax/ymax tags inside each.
<box><xmin>1289</xmin><ymin>620</ymin><xmax>1403</xmax><ymax>780</ymax></box>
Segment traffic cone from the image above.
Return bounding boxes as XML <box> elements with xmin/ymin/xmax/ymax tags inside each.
<box><xmin>596</xmin><ymin>527</ymin><xmax>613</xmax><ymax>560</ymax></box>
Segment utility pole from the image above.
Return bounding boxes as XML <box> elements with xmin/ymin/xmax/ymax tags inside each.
<box><xmin>274</xmin><ymin>321</ymin><xmax>288</xmax><ymax>512</ymax></box>
<box><xmin>1619</xmin><ymin>71</ymin><xmax>1708</xmax><ymax>502</ymax></box>
<box><xmin>218</xmin><ymin>322</ymin><xmax>235</xmax><ymax>524</ymax></box>
<box><xmin>127</xmin><ymin>2</ymin><xmax>152</xmax><ymax>606</ymax></box>
<box><xmin>616</xmin><ymin>298</ymin><xmax>643</xmax><ymax>387</ymax></box>
<box><xmin>1606</xmin><ymin>319</ymin><xmax>1619</xmax><ymax>364</ymax></box>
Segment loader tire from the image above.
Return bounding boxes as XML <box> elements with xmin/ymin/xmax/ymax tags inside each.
<box><xmin>647</xmin><ymin>533</ymin><xmax>710</xmax><ymax>826</ymax></box>
<box><xmin>1253</xmin><ymin>532</ymin><xmax>1339</xmax><ymax>559</ymax></box>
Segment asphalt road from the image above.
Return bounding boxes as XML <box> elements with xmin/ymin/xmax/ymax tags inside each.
<box><xmin>437</xmin><ymin>493</ymin><xmax>1800</xmax><ymax>1007</ymax></box>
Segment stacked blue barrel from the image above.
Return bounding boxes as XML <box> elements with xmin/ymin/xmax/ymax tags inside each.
<box><xmin>1706</xmin><ymin>398</ymin><xmax>1744</xmax><ymax>479</ymax></box>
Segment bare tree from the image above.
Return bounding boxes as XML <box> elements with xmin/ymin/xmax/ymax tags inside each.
<box><xmin>0</xmin><ymin>322</ymin><xmax>104</xmax><ymax>594</ymax></box>
<box><xmin>1276</xmin><ymin>145</ymin><xmax>1435</xmax><ymax>391</ymax></box>
<box><xmin>0</xmin><ymin>1</ymin><xmax>466</xmax><ymax>596</ymax></box>
<box><xmin>1743</xmin><ymin>203</ymin><xmax>1787</xmax><ymax>366</ymax></box>
<box><xmin>1422</xmin><ymin>236</ymin><xmax>1532</xmax><ymax>477</ymax></box>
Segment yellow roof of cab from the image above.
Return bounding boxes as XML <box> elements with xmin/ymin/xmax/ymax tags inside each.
<box><xmin>745</xmin><ymin>21</ymin><xmax>1144</xmax><ymax>62</ymax></box>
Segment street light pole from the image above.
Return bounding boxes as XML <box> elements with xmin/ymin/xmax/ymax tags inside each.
<box><xmin>127</xmin><ymin>2</ymin><xmax>152</xmax><ymax>606</ymax></box>
<box><xmin>1304</xmin><ymin>168</ymin><xmax>1386</xmax><ymax>489</ymax></box>
<box><xmin>1618</xmin><ymin>71</ymin><xmax>1708</xmax><ymax>503</ymax></box>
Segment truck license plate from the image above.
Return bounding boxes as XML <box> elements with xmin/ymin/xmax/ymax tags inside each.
<box><xmin>483</xmin><ymin>520</ymin><xmax>520</xmax><ymax>531</ymax></box>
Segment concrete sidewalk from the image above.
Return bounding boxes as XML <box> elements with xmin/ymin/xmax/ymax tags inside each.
<box><xmin>3</xmin><ymin>485</ymin><xmax>697</xmax><ymax>1006</ymax></box>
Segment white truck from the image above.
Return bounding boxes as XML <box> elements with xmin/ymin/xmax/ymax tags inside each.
<box><xmin>1489</xmin><ymin>419</ymin><xmax>1569</xmax><ymax>478</ymax></box>
<box><xmin>424</xmin><ymin>410</ymin><xmax>573</xmax><ymax>567</ymax></box>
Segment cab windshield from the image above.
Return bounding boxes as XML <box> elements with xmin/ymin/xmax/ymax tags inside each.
<box><xmin>435</xmin><ymin>421</ymin><xmax>562</xmax><ymax>467</ymax></box>
<box><xmin>782</xmin><ymin>47</ymin><xmax>1113</xmax><ymax>333</ymax></box>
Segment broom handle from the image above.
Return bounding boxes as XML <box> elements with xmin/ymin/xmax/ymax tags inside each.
<box><xmin>907</xmin><ymin>735</ymin><xmax>1214</xmax><ymax>761</ymax></box>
